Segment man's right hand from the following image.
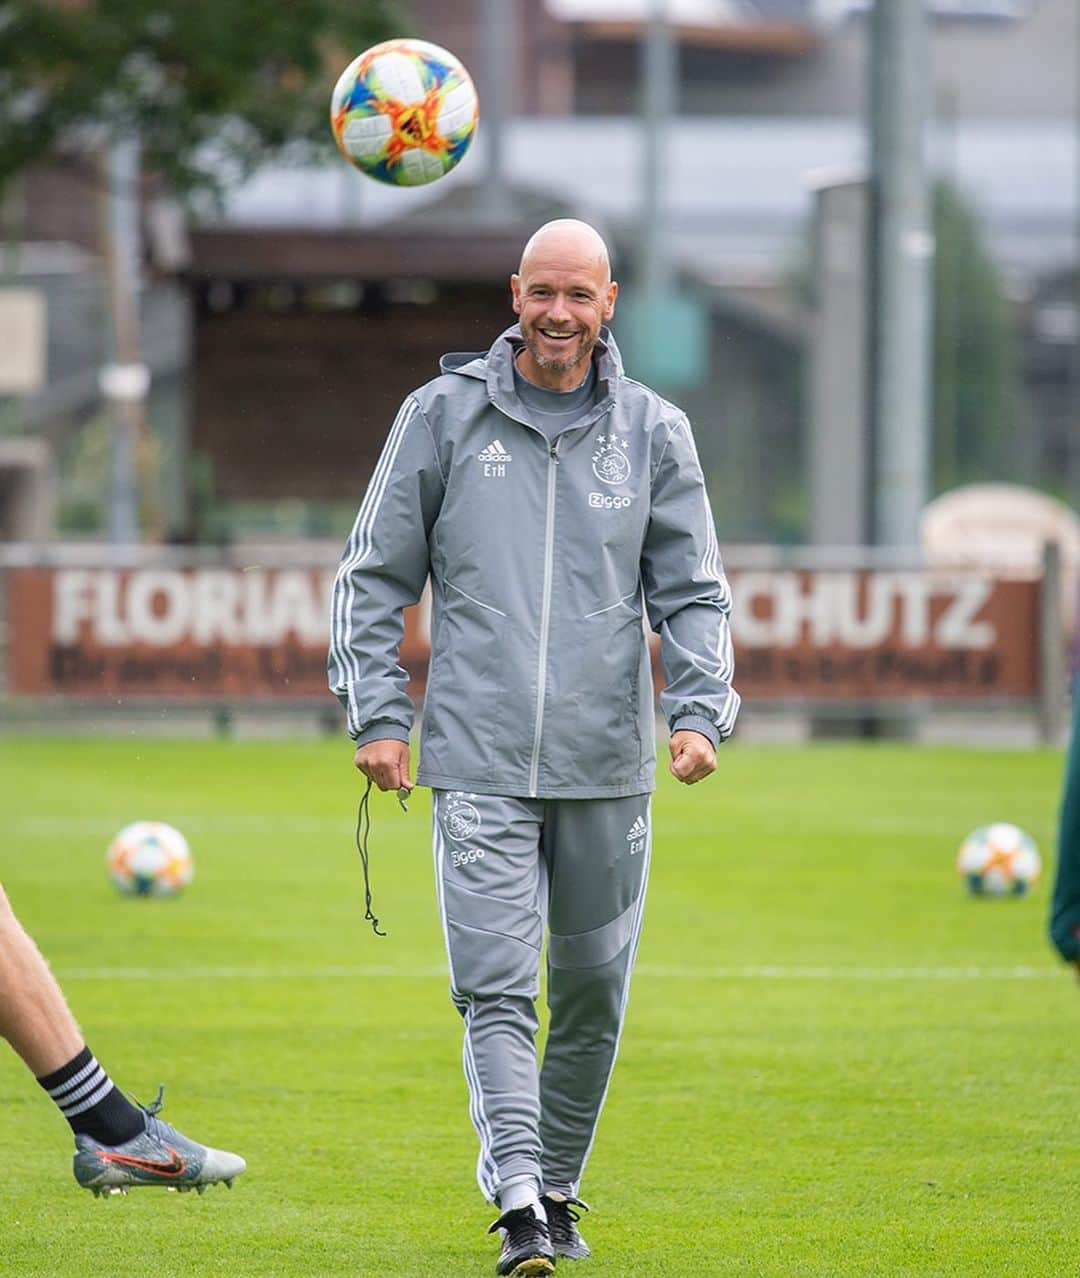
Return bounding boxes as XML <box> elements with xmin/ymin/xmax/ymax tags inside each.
<box><xmin>354</xmin><ymin>738</ymin><xmax>414</xmax><ymax>794</ymax></box>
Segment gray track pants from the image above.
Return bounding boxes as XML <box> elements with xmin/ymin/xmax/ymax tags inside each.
<box><xmin>432</xmin><ymin>789</ymin><xmax>651</xmax><ymax>1202</ymax></box>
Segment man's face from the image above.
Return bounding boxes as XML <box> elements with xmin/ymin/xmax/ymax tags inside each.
<box><xmin>510</xmin><ymin>237</ymin><xmax>617</xmax><ymax>387</ymax></box>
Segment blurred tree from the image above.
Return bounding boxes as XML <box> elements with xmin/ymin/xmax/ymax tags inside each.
<box><xmin>931</xmin><ymin>178</ymin><xmax>1018</xmax><ymax>494</ymax></box>
<box><xmin>0</xmin><ymin>0</ymin><xmax>399</xmax><ymax>196</ymax></box>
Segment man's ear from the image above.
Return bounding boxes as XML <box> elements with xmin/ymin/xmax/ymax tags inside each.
<box><xmin>603</xmin><ymin>280</ymin><xmax>619</xmax><ymax>322</ymax></box>
<box><xmin>510</xmin><ymin>273</ymin><xmax>523</xmax><ymax>315</ymax></box>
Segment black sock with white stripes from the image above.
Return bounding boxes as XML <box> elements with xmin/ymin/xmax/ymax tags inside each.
<box><xmin>36</xmin><ymin>1046</ymin><xmax>146</xmax><ymax>1145</ymax></box>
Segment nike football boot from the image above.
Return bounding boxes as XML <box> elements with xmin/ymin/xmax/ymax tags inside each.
<box><xmin>73</xmin><ymin>1088</ymin><xmax>246</xmax><ymax>1196</ymax></box>
<box><xmin>488</xmin><ymin>1203</ymin><xmax>556</xmax><ymax>1276</ymax></box>
<box><xmin>540</xmin><ymin>1193</ymin><xmax>591</xmax><ymax>1260</ymax></box>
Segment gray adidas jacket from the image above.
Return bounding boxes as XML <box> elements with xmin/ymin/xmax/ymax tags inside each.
<box><xmin>328</xmin><ymin>324</ymin><xmax>739</xmax><ymax>799</ymax></box>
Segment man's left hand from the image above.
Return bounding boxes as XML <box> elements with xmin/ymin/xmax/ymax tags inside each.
<box><xmin>669</xmin><ymin>730</ymin><xmax>717</xmax><ymax>785</ymax></box>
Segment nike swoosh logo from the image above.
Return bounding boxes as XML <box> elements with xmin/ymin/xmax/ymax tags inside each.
<box><xmin>99</xmin><ymin>1146</ymin><xmax>187</xmax><ymax>1177</ymax></box>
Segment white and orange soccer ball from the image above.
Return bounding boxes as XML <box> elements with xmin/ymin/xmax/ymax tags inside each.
<box><xmin>107</xmin><ymin>822</ymin><xmax>194</xmax><ymax>898</ymax></box>
<box><xmin>956</xmin><ymin>822</ymin><xmax>1041</xmax><ymax>898</ymax></box>
<box><xmin>330</xmin><ymin>38</ymin><xmax>479</xmax><ymax>186</ymax></box>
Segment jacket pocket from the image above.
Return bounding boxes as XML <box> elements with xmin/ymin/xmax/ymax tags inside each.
<box><xmin>421</xmin><ymin>578</ymin><xmax>507</xmax><ymax>774</ymax></box>
<box><xmin>564</xmin><ymin>593</ymin><xmax>645</xmax><ymax>776</ymax></box>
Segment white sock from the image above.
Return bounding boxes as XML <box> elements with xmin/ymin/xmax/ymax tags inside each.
<box><xmin>499</xmin><ymin>1178</ymin><xmax>543</xmax><ymax>1216</ymax></box>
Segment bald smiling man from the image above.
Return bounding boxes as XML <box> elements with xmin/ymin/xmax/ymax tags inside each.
<box><xmin>330</xmin><ymin>220</ymin><xmax>739</xmax><ymax>1276</ymax></box>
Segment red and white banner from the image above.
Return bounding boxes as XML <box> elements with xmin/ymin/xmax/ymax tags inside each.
<box><xmin>726</xmin><ymin>568</ymin><xmax>1040</xmax><ymax>699</ymax></box>
<box><xmin>7</xmin><ymin>567</ymin><xmax>426</xmax><ymax>699</ymax></box>
<box><xmin>6</xmin><ymin>564</ymin><xmax>1041</xmax><ymax>701</ymax></box>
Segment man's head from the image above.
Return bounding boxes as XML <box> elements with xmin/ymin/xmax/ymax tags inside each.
<box><xmin>510</xmin><ymin>219</ymin><xmax>618</xmax><ymax>390</ymax></box>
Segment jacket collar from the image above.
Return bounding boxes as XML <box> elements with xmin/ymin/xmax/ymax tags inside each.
<box><xmin>440</xmin><ymin>324</ymin><xmax>624</xmax><ymax>427</ymax></box>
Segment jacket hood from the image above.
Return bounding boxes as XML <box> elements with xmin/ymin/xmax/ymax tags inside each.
<box><xmin>438</xmin><ymin>324</ymin><xmax>625</xmax><ymax>392</ymax></box>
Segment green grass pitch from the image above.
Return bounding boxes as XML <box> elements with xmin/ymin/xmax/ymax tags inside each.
<box><xmin>1</xmin><ymin>737</ymin><xmax>1077</xmax><ymax>1276</ymax></box>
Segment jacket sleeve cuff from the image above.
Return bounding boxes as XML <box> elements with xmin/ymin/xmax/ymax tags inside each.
<box><xmin>670</xmin><ymin>715</ymin><xmax>720</xmax><ymax>749</ymax></box>
<box><xmin>353</xmin><ymin>722</ymin><xmax>410</xmax><ymax>748</ymax></box>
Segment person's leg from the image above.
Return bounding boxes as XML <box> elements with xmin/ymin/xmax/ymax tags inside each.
<box><xmin>0</xmin><ymin>881</ymin><xmax>144</xmax><ymax>1143</ymax></box>
<box><xmin>538</xmin><ymin>795</ymin><xmax>651</xmax><ymax>1202</ymax></box>
<box><xmin>432</xmin><ymin>791</ymin><xmax>557</xmax><ymax>1274</ymax></box>
<box><xmin>431</xmin><ymin>791</ymin><xmax>548</xmax><ymax>1205</ymax></box>
<box><xmin>0</xmin><ymin>880</ymin><xmax>87</xmax><ymax>1074</ymax></box>
<box><xmin>0</xmin><ymin>882</ymin><xmax>245</xmax><ymax>1193</ymax></box>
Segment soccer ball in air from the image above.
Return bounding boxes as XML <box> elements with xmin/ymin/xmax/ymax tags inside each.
<box><xmin>107</xmin><ymin>822</ymin><xmax>194</xmax><ymax>897</ymax></box>
<box><xmin>330</xmin><ymin>38</ymin><xmax>479</xmax><ymax>186</ymax></box>
<box><xmin>956</xmin><ymin>823</ymin><xmax>1041</xmax><ymax>898</ymax></box>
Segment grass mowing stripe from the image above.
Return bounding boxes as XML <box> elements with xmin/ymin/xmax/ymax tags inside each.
<box><xmin>53</xmin><ymin>962</ymin><xmax>1063</xmax><ymax>982</ymax></box>
<box><xmin>56</xmin><ymin>964</ymin><xmax>451</xmax><ymax>981</ymax></box>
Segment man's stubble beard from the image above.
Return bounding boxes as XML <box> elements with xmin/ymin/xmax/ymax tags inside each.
<box><xmin>522</xmin><ymin>326</ymin><xmax>596</xmax><ymax>374</ymax></box>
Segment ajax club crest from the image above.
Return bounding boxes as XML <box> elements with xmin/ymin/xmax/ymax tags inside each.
<box><xmin>592</xmin><ymin>434</ymin><xmax>631</xmax><ymax>486</ymax></box>
<box><xmin>442</xmin><ymin>792</ymin><xmax>481</xmax><ymax>842</ymax></box>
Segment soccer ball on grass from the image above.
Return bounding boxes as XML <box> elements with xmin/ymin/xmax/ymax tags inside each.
<box><xmin>956</xmin><ymin>823</ymin><xmax>1041</xmax><ymax>898</ymax></box>
<box><xmin>330</xmin><ymin>38</ymin><xmax>479</xmax><ymax>186</ymax></box>
<box><xmin>107</xmin><ymin>821</ymin><xmax>194</xmax><ymax>897</ymax></box>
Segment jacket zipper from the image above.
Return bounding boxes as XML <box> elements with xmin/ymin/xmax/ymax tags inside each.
<box><xmin>529</xmin><ymin>437</ymin><xmax>561</xmax><ymax>796</ymax></box>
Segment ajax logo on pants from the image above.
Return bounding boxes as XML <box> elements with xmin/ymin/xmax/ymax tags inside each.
<box><xmin>442</xmin><ymin>792</ymin><xmax>481</xmax><ymax>842</ymax></box>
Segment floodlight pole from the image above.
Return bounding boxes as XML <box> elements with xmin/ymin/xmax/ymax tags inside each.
<box><xmin>100</xmin><ymin>133</ymin><xmax>147</xmax><ymax>554</ymax></box>
<box><xmin>1071</xmin><ymin>0</ymin><xmax>1080</xmax><ymax>511</ymax></box>
<box><xmin>641</xmin><ymin>0</ymin><xmax>676</xmax><ymax>300</ymax></box>
<box><xmin>866</xmin><ymin>0</ymin><xmax>932</xmax><ymax>548</ymax></box>
<box><xmin>482</xmin><ymin>0</ymin><xmax>515</xmax><ymax>222</ymax></box>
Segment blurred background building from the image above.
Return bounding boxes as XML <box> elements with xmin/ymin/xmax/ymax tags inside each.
<box><xmin>3</xmin><ymin>0</ymin><xmax>1075</xmax><ymax>550</ymax></box>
